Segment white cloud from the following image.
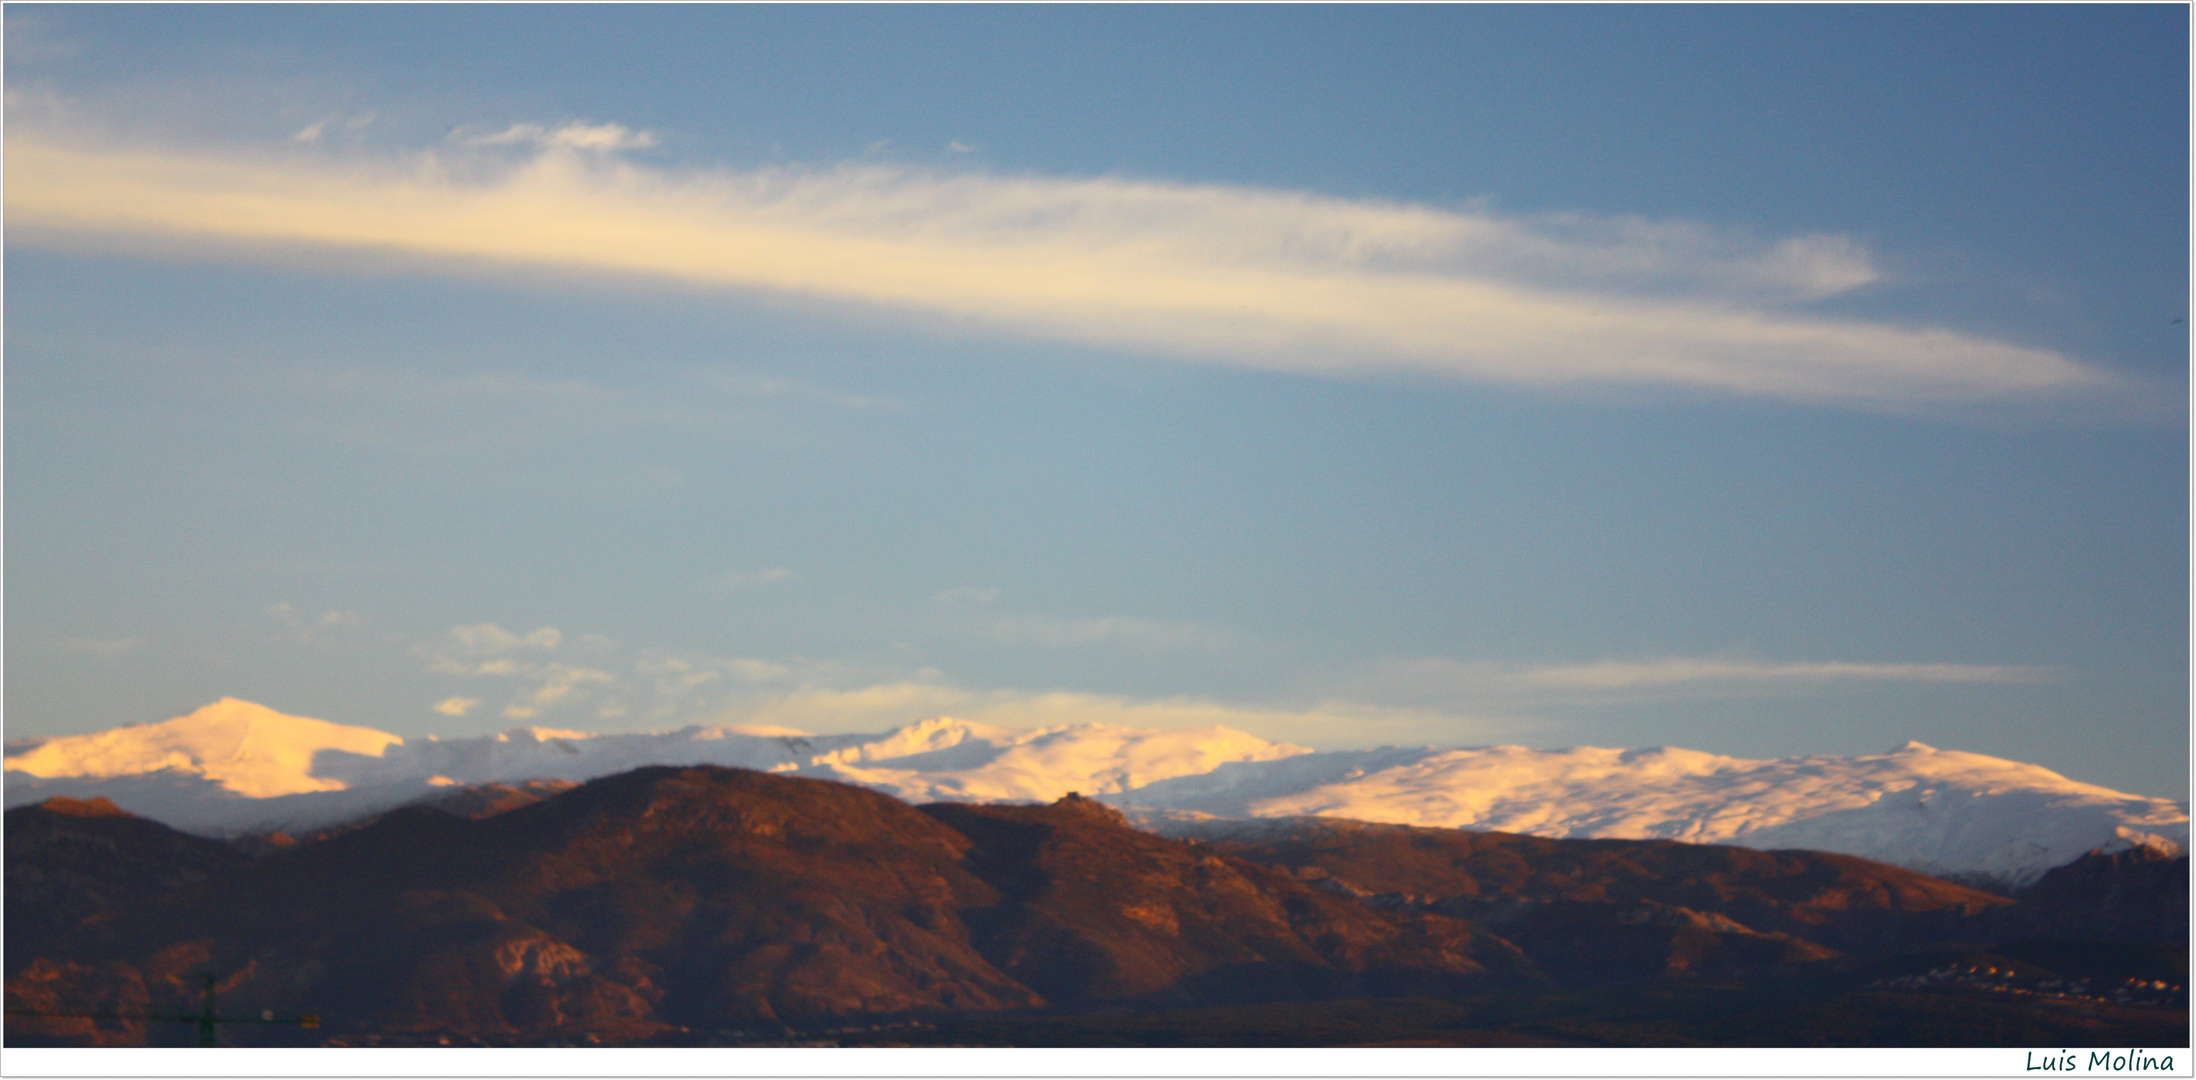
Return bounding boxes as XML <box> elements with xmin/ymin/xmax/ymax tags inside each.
<box><xmin>1508</xmin><ymin>657</ymin><xmax>2055</xmax><ymax>690</ymax></box>
<box><xmin>420</xmin><ymin>624</ymin><xmax>609</xmax><ymax>717</ymax></box>
<box><xmin>452</xmin><ymin>121</ymin><xmax>657</xmax><ymax>154</ymax></box>
<box><xmin>520</xmin><ymin>664</ymin><xmax>618</xmax><ymax>708</ymax></box>
<box><xmin>2</xmin><ymin>125</ymin><xmax>2116</xmax><ymax>409</ymax></box>
<box><xmin>422</xmin><ymin>623</ymin><xmax>811</xmax><ymax>724</ymax></box>
<box><xmin>440</xmin><ymin>623</ymin><xmax>563</xmax><ymax>656</ymax></box>
<box><xmin>1339</xmin><ymin>655</ymin><xmax>2056</xmax><ymax>708</ymax></box>
<box><xmin>293</xmin><ymin>111</ymin><xmax>374</xmax><ymax>144</ymax></box>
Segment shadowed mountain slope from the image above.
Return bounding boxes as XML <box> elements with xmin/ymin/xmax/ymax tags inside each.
<box><xmin>6</xmin><ymin>768</ymin><xmax>1536</xmax><ymax>1045</ymax></box>
<box><xmin>1989</xmin><ymin>844</ymin><xmax>2190</xmax><ymax>945</ymax></box>
<box><xmin>4</xmin><ymin>797</ymin><xmax>249</xmax><ymax>976</ymax></box>
<box><xmin>921</xmin><ymin>795</ymin><xmax>1541</xmax><ymax>1006</ymax></box>
<box><xmin>1170</xmin><ymin>816</ymin><xmax>2021</xmax><ymax>981</ymax></box>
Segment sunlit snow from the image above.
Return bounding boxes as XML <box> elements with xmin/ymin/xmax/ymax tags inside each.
<box><xmin>4</xmin><ymin>698</ymin><xmax>2182</xmax><ymax>886</ymax></box>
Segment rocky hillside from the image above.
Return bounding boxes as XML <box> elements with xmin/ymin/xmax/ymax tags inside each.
<box><xmin>1163</xmin><ymin>815</ymin><xmax>2021</xmax><ymax>982</ymax></box>
<box><xmin>4</xmin><ymin>768</ymin><xmax>1532</xmax><ymax>1046</ymax></box>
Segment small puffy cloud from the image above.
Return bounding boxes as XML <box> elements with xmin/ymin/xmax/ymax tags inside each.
<box><xmin>441</xmin><ymin>623</ymin><xmax>563</xmax><ymax>656</ymax></box>
<box><xmin>421</xmin><ymin>624</ymin><xmax>624</xmax><ymax>720</ymax></box>
<box><xmin>293</xmin><ymin>111</ymin><xmax>374</xmax><ymax>144</ymax></box>
<box><xmin>403</xmin><ymin>618</ymin><xmax>1486</xmax><ymax>749</ymax></box>
<box><xmin>523</xmin><ymin>664</ymin><xmax>617</xmax><ymax>708</ymax></box>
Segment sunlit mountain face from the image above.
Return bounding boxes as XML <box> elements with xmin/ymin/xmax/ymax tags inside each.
<box><xmin>6</xmin><ymin>699</ymin><xmax>2184</xmax><ymax>888</ymax></box>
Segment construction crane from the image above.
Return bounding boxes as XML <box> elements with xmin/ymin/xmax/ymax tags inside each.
<box><xmin>5</xmin><ymin>973</ymin><xmax>319</xmax><ymax>1047</ymax></box>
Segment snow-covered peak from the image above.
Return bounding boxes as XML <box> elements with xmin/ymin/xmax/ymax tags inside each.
<box><xmin>0</xmin><ymin>699</ymin><xmax>1309</xmax><ymax>835</ymax></box>
<box><xmin>1110</xmin><ymin>741</ymin><xmax>2188</xmax><ymax>886</ymax></box>
<box><xmin>805</xmin><ymin>714</ymin><xmax>1016</xmax><ymax>768</ymax></box>
<box><xmin>3</xmin><ymin>698</ymin><xmax>401</xmax><ymax>799</ymax></box>
<box><xmin>811</xmin><ymin>721</ymin><xmax>1311</xmax><ymax>803</ymax></box>
<box><xmin>4</xmin><ymin>698</ymin><xmax>2182</xmax><ymax>888</ymax></box>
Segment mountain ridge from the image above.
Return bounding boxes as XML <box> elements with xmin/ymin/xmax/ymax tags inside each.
<box><xmin>6</xmin><ymin>699</ymin><xmax>2184</xmax><ymax>887</ymax></box>
<box><xmin>8</xmin><ymin>775</ymin><xmax>2182</xmax><ymax>1048</ymax></box>
<box><xmin>5</xmin><ymin>766</ymin><xmax>1537</xmax><ymax>1044</ymax></box>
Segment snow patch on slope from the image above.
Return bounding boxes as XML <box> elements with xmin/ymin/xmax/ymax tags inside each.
<box><xmin>2</xmin><ymin>698</ymin><xmax>401</xmax><ymax>798</ymax></box>
<box><xmin>3</xmin><ymin>699</ymin><xmax>1309</xmax><ymax>835</ymax></box>
<box><xmin>1109</xmin><ymin>740</ymin><xmax>2188</xmax><ymax>886</ymax></box>
<box><xmin>5</xmin><ymin>699</ymin><xmax>2183</xmax><ymax>887</ymax></box>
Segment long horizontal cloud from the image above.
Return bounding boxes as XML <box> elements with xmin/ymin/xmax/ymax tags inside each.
<box><xmin>5</xmin><ymin>127</ymin><xmax>2110</xmax><ymax>406</ymax></box>
<box><xmin>1342</xmin><ymin>655</ymin><xmax>2054</xmax><ymax>708</ymax></box>
<box><xmin>1508</xmin><ymin>657</ymin><xmax>2055</xmax><ymax>690</ymax></box>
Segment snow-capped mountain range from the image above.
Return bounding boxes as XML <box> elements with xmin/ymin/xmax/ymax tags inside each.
<box><xmin>6</xmin><ymin>697</ymin><xmax>2185</xmax><ymax>887</ymax></box>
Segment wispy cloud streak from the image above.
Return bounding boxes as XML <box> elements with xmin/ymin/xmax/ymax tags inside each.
<box><xmin>1341</xmin><ymin>655</ymin><xmax>2056</xmax><ymax>709</ymax></box>
<box><xmin>1508</xmin><ymin>658</ymin><xmax>2055</xmax><ymax>690</ymax></box>
<box><xmin>5</xmin><ymin>127</ymin><xmax>2109</xmax><ymax>407</ymax></box>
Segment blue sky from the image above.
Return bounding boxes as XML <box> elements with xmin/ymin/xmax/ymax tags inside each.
<box><xmin>6</xmin><ymin>6</ymin><xmax>2188</xmax><ymax>798</ymax></box>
